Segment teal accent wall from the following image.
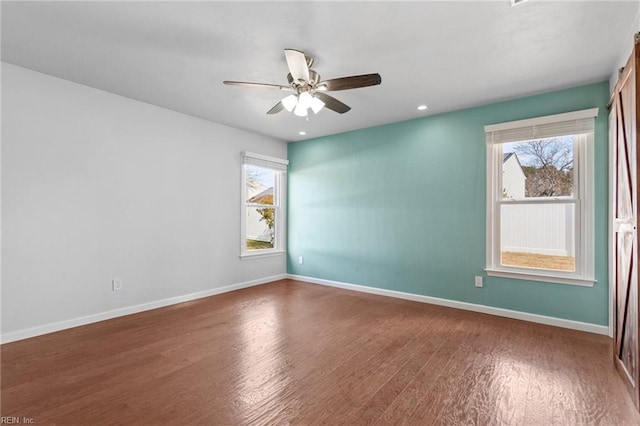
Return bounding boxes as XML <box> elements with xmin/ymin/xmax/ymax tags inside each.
<box><xmin>287</xmin><ymin>82</ymin><xmax>610</xmax><ymax>326</ymax></box>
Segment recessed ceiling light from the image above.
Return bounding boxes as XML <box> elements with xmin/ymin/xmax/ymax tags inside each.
<box><xmin>299</xmin><ymin>131</ymin><xmax>307</xmax><ymax>135</ymax></box>
<box><xmin>417</xmin><ymin>105</ymin><xmax>428</xmax><ymax>111</ymax></box>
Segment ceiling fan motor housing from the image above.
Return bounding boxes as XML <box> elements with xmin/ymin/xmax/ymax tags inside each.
<box><xmin>287</xmin><ymin>69</ymin><xmax>320</xmax><ymax>92</ymax></box>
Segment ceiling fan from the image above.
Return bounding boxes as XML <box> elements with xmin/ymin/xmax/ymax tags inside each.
<box><xmin>223</xmin><ymin>49</ymin><xmax>381</xmax><ymax>117</ymax></box>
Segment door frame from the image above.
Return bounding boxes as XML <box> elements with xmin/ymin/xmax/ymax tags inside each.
<box><xmin>609</xmin><ymin>105</ymin><xmax>615</xmax><ymax>338</ymax></box>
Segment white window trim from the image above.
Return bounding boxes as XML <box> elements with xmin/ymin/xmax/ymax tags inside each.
<box><xmin>240</xmin><ymin>151</ymin><xmax>288</xmax><ymax>259</ymax></box>
<box><xmin>485</xmin><ymin>108</ymin><xmax>598</xmax><ymax>286</ymax></box>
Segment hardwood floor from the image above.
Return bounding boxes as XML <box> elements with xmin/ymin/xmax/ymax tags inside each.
<box><xmin>2</xmin><ymin>279</ymin><xmax>639</xmax><ymax>425</ymax></box>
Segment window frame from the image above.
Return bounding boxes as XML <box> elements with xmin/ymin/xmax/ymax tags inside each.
<box><xmin>485</xmin><ymin>108</ymin><xmax>598</xmax><ymax>286</ymax></box>
<box><xmin>240</xmin><ymin>151</ymin><xmax>288</xmax><ymax>259</ymax></box>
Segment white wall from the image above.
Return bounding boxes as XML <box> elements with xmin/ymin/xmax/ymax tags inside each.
<box><xmin>610</xmin><ymin>3</ymin><xmax>640</xmax><ymax>91</ymax></box>
<box><xmin>1</xmin><ymin>63</ymin><xmax>287</xmax><ymax>339</ymax></box>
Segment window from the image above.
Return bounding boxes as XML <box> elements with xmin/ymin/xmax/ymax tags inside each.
<box><xmin>241</xmin><ymin>151</ymin><xmax>288</xmax><ymax>258</ymax></box>
<box><xmin>485</xmin><ymin>108</ymin><xmax>598</xmax><ymax>286</ymax></box>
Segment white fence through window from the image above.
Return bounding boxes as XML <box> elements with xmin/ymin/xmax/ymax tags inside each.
<box><xmin>501</xmin><ymin>203</ymin><xmax>575</xmax><ymax>257</ymax></box>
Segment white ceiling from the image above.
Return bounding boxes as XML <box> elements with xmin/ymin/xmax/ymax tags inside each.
<box><xmin>2</xmin><ymin>1</ymin><xmax>637</xmax><ymax>142</ymax></box>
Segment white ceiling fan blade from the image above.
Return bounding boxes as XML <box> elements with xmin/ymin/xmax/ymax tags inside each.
<box><xmin>284</xmin><ymin>49</ymin><xmax>310</xmax><ymax>84</ymax></box>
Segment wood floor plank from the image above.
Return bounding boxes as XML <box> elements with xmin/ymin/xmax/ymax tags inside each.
<box><xmin>407</xmin><ymin>321</ymin><xmax>501</xmax><ymax>424</ymax></box>
<box><xmin>472</xmin><ymin>321</ymin><xmax>533</xmax><ymax>426</ymax></box>
<box><xmin>340</xmin><ymin>312</ymin><xmax>457</xmax><ymax>425</ymax></box>
<box><xmin>433</xmin><ymin>315</ymin><xmax>525</xmax><ymax>426</ymax></box>
<box><xmin>2</xmin><ymin>279</ymin><xmax>639</xmax><ymax>425</ymax></box>
<box><xmin>310</xmin><ymin>309</ymin><xmax>454</xmax><ymax>424</ymax></box>
<box><xmin>374</xmin><ymin>318</ymin><xmax>473</xmax><ymax>424</ymax></box>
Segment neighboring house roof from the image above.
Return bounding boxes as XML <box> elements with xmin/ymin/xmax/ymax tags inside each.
<box><xmin>503</xmin><ymin>152</ymin><xmax>523</xmax><ymax>166</ymax></box>
<box><xmin>246</xmin><ymin>181</ymin><xmax>267</xmax><ymax>198</ymax></box>
<box><xmin>248</xmin><ymin>187</ymin><xmax>273</xmax><ymax>203</ymax></box>
<box><xmin>503</xmin><ymin>152</ymin><xmax>525</xmax><ymax>172</ymax></box>
<box><xmin>502</xmin><ymin>151</ymin><xmax>527</xmax><ymax>199</ymax></box>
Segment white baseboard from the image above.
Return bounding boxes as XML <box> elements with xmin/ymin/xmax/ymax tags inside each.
<box><xmin>287</xmin><ymin>274</ymin><xmax>609</xmax><ymax>336</ymax></box>
<box><xmin>3</xmin><ymin>273</ymin><xmax>608</xmax><ymax>344</ymax></box>
<box><xmin>1</xmin><ymin>274</ymin><xmax>287</xmax><ymax>344</ymax></box>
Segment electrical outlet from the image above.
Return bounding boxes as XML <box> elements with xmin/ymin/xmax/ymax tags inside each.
<box><xmin>475</xmin><ymin>276</ymin><xmax>483</xmax><ymax>288</ymax></box>
<box><xmin>112</xmin><ymin>278</ymin><xmax>123</xmax><ymax>291</ymax></box>
<box><xmin>298</xmin><ymin>256</ymin><xmax>304</xmax><ymax>265</ymax></box>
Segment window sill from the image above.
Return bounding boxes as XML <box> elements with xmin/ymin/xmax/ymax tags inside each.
<box><xmin>485</xmin><ymin>268</ymin><xmax>596</xmax><ymax>287</ymax></box>
<box><xmin>240</xmin><ymin>250</ymin><xmax>285</xmax><ymax>260</ymax></box>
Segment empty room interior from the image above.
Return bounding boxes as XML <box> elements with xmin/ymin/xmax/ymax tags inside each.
<box><xmin>3</xmin><ymin>1</ymin><xmax>640</xmax><ymax>424</ymax></box>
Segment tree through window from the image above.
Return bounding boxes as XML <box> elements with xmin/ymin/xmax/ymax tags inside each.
<box><xmin>513</xmin><ymin>137</ymin><xmax>574</xmax><ymax>197</ymax></box>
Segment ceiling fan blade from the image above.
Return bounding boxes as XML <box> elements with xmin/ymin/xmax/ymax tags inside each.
<box><xmin>267</xmin><ymin>101</ymin><xmax>285</xmax><ymax>115</ymax></box>
<box><xmin>223</xmin><ymin>81</ymin><xmax>292</xmax><ymax>91</ymax></box>
<box><xmin>318</xmin><ymin>73</ymin><xmax>382</xmax><ymax>91</ymax></box>
<box><xmin>314</xmin><ymin>92</ymin><xmax>351</xmax><ymax>114</ymax></box>
<box><xmin>284</xmin><ymin>49</ymin><xmax>310</xmax><ymax>83</ymax></box>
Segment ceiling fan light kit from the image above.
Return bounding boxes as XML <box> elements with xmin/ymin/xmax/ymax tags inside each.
<box><xmin>310</xmin><ymin>96</ymin><xmax>325</xmax><ymax>114</ymax></box>
<box><xmin>282</xmin><ymin>94</ymin><xmax>298</xmax><ymax>112</ymax></box>
<box><xmin>223</xmin><ymin>49</ymin><xmax>381</xmax><ymax>117</ymax></box>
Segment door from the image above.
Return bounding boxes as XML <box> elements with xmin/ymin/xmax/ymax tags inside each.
<box><xmin>612</xmin><ymin>39</ymin><xmax>640</xmax><ymax>409</ymax></box>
